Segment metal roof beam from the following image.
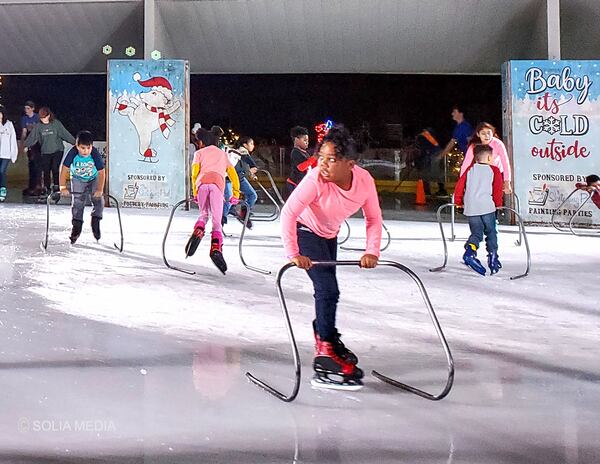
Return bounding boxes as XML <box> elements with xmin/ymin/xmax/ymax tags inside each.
<box><xmin>547</xmin><ymin>0</ymin><xmax>561</xmax><ymax>59</ymax></box>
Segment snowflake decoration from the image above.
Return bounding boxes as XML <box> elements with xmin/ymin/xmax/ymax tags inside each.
<box><xmin>542</xmin><ymin>116</ymin><xmax>561</xmax><ymax>135</ymax></box>
<box><xmin>125</xmin><ymin>46</ymin><xmax>136</xmax><ymax>57</ymax></box>
<box><xmin>151</xmin><ymin>50</ymin><xmax>162</xmax><ymax>60</ymax></box>
<box><xmin>102</xmin><ymin>45</ymin><xmax>112</xmax><ymax>55</ymax></box>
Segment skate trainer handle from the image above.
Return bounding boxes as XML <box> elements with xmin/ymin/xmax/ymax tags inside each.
<box><xmin>246</xmin><ymin>260</ymin><xmax>455</xmax><ymax>403</ymax></box>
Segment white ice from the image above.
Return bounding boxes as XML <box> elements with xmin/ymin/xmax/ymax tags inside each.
<box><xmin>0</xmin><ymin>203</ymin><xmax>598</xmax><ymax>463</ymax></box>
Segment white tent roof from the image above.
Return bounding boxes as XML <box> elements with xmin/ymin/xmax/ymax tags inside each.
<box><xmin>0</xmin><ymin>0</ymin><xmax>598</xmax><ymax>75</ymax></box>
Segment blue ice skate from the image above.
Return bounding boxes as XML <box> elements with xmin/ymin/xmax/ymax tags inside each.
<box><xmin>462</xmin><ymin>244</ymin><xmax>486</xmax><ymax>276</ymax></box>
<box><xmin>487</xmin><ymin>251</ymin><xmax>502</xmax><ymax>275</ymax></box>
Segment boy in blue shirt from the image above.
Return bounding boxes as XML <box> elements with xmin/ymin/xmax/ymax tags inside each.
<box><xmin>59</xmin><ymin>131</ymin><xmax>105</xmax><ymax>244</ymax></box>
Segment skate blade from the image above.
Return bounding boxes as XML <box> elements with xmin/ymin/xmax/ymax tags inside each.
<box><xmin>463</xmin><ymin>261</ymin><xmax>486</xmax><ymax>276</ymax></box>
<box><xmin>310</xmin><ymin>377</ymin><xmax>363</xmax><ymax>392</ymax></box>
<box><xmin>184</xmin><ymin>239</ymin><xmax>201</xmax><ymax>257</ymax></box>
<box><xmin>210</xmin><ymin>252</ymin><xmax>227</xmax><ymax>275</ymax></box>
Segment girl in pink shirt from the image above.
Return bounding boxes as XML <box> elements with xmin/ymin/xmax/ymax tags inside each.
<box><xmin>459</xmin><ymin>122</ymin><xmax>512</xmax><ymax>194</ymax></box>
<box><xmin>185</xmin><ymin>129</ymin><xmax>240</xmax><ymax>274</ymax></box>
<box><xmin>281</xmin><ymin>125</ymin><xmax>383</xmax><ymax>390</ymax></box>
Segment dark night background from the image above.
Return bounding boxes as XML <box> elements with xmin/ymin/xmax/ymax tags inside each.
<box><xmin>0</xmin><ymin>74</ymin><xmax>502</xmax><ymax>147</ymax></box>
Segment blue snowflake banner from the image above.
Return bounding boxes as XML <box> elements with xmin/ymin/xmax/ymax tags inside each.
<box><xmin>503</xmin><ymin>60</ymin><xmax>600</xmax><ymax>227</ymax></box>
<box><xmin>108</xmin><ymin>60</ymin><xmax>189</xmax><ymax>208</ymax></box>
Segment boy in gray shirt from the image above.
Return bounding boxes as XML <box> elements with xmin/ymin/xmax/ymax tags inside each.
<box><xmin>454</xmin><ymin>144</ymin><xmax>503</xmax><ymax>275</ymax></box>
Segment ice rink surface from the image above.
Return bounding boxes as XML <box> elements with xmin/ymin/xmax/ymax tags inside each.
<box><xmin>1</xmin><ymin>203</ymin><xmax>599</xmax><ymax>463</ymax></box>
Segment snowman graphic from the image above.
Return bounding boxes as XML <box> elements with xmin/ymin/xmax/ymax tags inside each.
<box><xmin>114</xmin><ymin>73</ymin><xmax>181</xmax><ymax>163</ymax></box>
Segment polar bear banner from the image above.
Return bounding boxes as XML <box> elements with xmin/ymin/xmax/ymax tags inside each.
<box><xmin>115</xmin><ymin>73</ymin><xmax>181</xmax><ymax>163</ymax></box>
<box><xmin>107</xmin><ymin>59</ymin><xmax>189</xmax><ymax>209</ymax></box>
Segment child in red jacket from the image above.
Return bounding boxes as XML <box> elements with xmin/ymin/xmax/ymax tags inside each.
<box><xmin>575</xmin><ymin>175</ymin><xmax>600</xmax><ymax>209</ymax></box>
<box><xmin>454</xmin><ymin>144</ymin><xmax>503</xmax><ymax>275</ymax></box>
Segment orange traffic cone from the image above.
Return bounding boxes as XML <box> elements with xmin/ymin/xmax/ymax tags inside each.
<box><xmin>415</xmin><ymin>179</ymin><xmax>427</xmax><ymax>205</ymax></box>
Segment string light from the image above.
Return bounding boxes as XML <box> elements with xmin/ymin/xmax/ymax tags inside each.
<box><xmin>447</xmin><ymin>146</ymin><xmax>464</xmax><ymax>175</ymax></box>
<box><xmin>221</xmin><ymin>128</ymin><xmax>240</xmax><ymax>147</ymax></box>
<box><xmin>314</xmin><ymin>119</ymin><xmax>334</xmax><ymax>143</ymax></box>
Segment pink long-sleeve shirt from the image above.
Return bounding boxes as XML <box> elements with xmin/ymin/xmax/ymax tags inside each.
<box><xmin>459</xmin><ymin>137</ymin><xmax>512</xmax><ymax>182</ymax></box>
<box><xmin>193</xmin><ymin>146</ymin><xmax>233</xmax><ymax>192</ymax></box>
<box><xmin>281</xmin><ymin>166</ymin><xmax>383</xmax><ymax>259</ymax></box>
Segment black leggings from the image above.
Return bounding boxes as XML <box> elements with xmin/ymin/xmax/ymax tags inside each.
<box><xmin>40</xmin><ymin>151</ymin><xmax>63</xmax><ymax>190</ymax></box>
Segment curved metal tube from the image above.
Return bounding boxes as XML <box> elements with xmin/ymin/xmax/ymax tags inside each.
<box><xmin>552</xmin><ymin>189</ymin><xmax>599</xmax><ymax>237</ymax></box>
<box><xmin>246</xmin><ymin>260</ymin><xmax>455</xmax><ymax>402</ymax></box>
<box><xmin>261</xmin><ymin>169</ymin><xmax>285</xmax><ymax>207</ymax></box>
<box><xmin>339</xmin><ymin>222</ymin><xmax>392</xmax><ymax>253</ymax></box>
<box><xmin>106</xmin><ymin>194</ymin><xmax>124</xmax><ymax>253</ymax></box>
<box><xmin>498</xmin><ymin>206</ymin><xmax>531</xmax><ymax>280</ymax></box>
<box><xmin>250</xmin><ymin>173</ymin><xmax>281</xmax><ymax>222</ymax></box>
<box><xmin>41</xmin><ymin>193</ymin><xmax>124</xmax><ymax>253</ymax></box>
<box><xmin>162</xmin><ymin>198</ymin><xmax>196</xmax><ymax>275</ymax></box>
<box><xmin>551</xmin><ymin>188</ymin><xmax>580</xmax><ymax>233</ymax></box>
<box><xmin>238</xmin><ymin>201</ymin><xmax>272</xmax><ymax>275</ymax></box>
<box><xmin>252</xmin><ymin>170</ymin><xmax>284</xmax><ymax>218</ymax></box>
<box><xmin>431</xmin><ymin>203</ymin><xmax>531</xmax><ymax>280</ymax></box>
<box><xmin>245</xmin><ymin>263</ymin><xmax>300</xmax><ymax>402</ymax></box>
<box><xmin>429</xmin><ymin>203</ymin><xmax>455</xmax><ymax>272</ymax></box>
<box><xmin>337</xmin><ymin>220</ymin><xmax>351</xmax><ymax>245</ymax></box>
<box><xmin>512</xmin><ymin>192</ymin><xmax>522</xmax><ymax>246</ymax></box>
<box><xmin>40</xmin><ymin>194</ymin><xmax>53</xmax><ymax>251</ymax></box>
<box><xmin>567</xmin><ymin>192</ymin><xmax>599</xmax><ymax>236</ymax></box>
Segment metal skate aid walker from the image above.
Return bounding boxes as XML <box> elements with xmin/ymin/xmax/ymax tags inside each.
<box><xmin>429</xmin><ymin>193</ymin><xmax>530</xmax><ymax>280</ymax></box>
<box><xmin>41</xmin><ymin>192</ymin><xmax>124</xmax><ymax>252</ymax></box>
<box><xmin>246</xmin><ymin>260</ymin><xmax>455</xmax><ymax>403</ymax></box>
<box><xmin>162</xmin><ymin>169</ymin><xmax>284</xmax><ymax>275</ymax></box>
<box><xmin>550</xmin><ymin>187</ymin><xmax>600</xmax><ymax>237</ymax></box>
<box><xmin>239</xmin><ymin>170</ymin><xmax>285</xmax><ymax>274</ymax></box>
<box><xmin>445</xmin><ymin>193</ymin><xmax>523</xmax><ymax>246</ymax></box>
<box><xmin>337</xmin><ymin>219</ymin><xmax>392</xmax><ymax>252</ymax></box>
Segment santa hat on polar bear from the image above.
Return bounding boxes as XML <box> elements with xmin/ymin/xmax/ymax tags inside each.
<box><xmin>133</xmin><ymin>72</ymin><xmax>173</xmax><ymax>102</ymax></box>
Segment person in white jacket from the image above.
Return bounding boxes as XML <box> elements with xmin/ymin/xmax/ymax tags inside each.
<box><xmin>0</xmin><ymin>106</ymin><xmax>18</xmax><ymax>202</ymax></box>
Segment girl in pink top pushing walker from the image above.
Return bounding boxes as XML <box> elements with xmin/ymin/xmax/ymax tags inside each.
<box><xmin>281</xmin><ymin>125</ymin><xmax>383</xmax><ymax>391</ymax></box>
<box><xmin>460</xmin><ymin>122</ymin><xmax>512</xmax><ymax>194</ymax></box>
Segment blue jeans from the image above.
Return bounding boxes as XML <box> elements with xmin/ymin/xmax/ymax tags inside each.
<box><xmin>222</xmin><ymin>180</ymin><xmax>233</xmax><ymax>219</ymax></box>
<box><xmin>297</xmin><ymin>225</ymin><xmax>339</xmax><ymax>342</ymax></box>
<box><xmin>0</xmin><ymin>158</ymin><xmax>10</xmax><ymax>188</ymax></box>
<box><xmin>466</xmin><ymin>212</ymin><xmax>498</xmax><ymax>253</ymax></box>
<box><xmin>239</xmin><ymin>177</ymin><xmax>257</xmax><ymax>209</ymax></box>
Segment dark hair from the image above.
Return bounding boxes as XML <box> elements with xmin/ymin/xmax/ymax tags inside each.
<box><xmin>210</xmin><ymin>125</ymin><xmax>224</xmax><ymax>137</ymax></box>
<box><xmin>196</xmin><ymin>128</ymin><xmax>217</xmax><ymax>147</ymax></box>
<box><xmin>473</xmin><ymin>144</ymin><xmax>493</xmax><ymax>159</ymax></box>
<box><xmin>586</xmin><ymin>174</ymin><xmax>600</xmax><ymax>185</ymax></box>
<box><xmin>469</xmin><ymin>122</ymin><xmax>497</xmax><ymax>145</ymax></box>
<box><xmin>316</xmin><ymin>124</ymin><xmax>358</xmax><ymax>161</ymax></box>
<box><xmin>0</xmin><ymin>105</ymin><xmax>5</xmax><ymax>117</ymax></box>
<box><xmin>38</xmin><ymin>107</ymin><xmax>55</xmax><ymax>121</ymax></box>
<box><xmin>236</xmin><ymin>135</ymin><xmax>253</xmax><ymax>149</ymax></box>
<box><xmin>290</xmin><ymin>126</ymin><xmax>309</xmax><ymax>139</ymax></box>
<box><xmin>24</xmin><ymin>100</ymin><xmax>35</xmax><ymax>109</ymax></box>
<box><xmin>452</xmin><ymin>104</ymin><xmax>465</xmax><ymax>114</ymax></box>
<box><xmin>76</xmin><ymin>130</ymin><xmax>94</xmax><ymax>146</ymax></box>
